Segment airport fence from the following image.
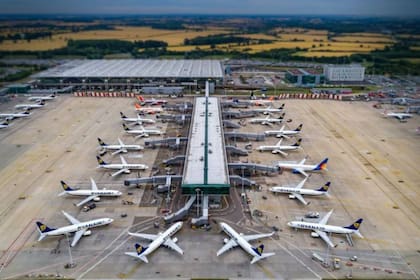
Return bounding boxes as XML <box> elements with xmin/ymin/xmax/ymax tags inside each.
<box><xmin>73</xmin><ymin>91</ymin><xmax>137</xmax><ymax>98</ymax></box>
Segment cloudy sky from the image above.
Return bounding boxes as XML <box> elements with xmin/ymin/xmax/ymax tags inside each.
<box><xmin>0</xmin><ymin>0</ymin><xmax>419</xmax><ymax>17</ymax></box>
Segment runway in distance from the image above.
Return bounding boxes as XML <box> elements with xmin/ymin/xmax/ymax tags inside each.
<box><xmin>28</xmin><ymin>93</ymin><xmax>56</xmax><ymax>101</ymax></box>
<box><xmin>287</xmin><ymin>210</ymin><xmax>363</xmax><ymax>247</ymax></box>
<box><xmin>269</xmin><ymin>176</ymin><xmax>330</xmax><ymax>205</ymax></box>
<box><xmin>122</xmin><ymin>123</ymin><xmax>162</xmax><ymax>138</ymax></box>
<box><xmin>265</xmin><ymin>124</ymin><xmax>303</xmax><ymax>138</ymax></box>
<box><xmin>0</xmin><ymin>110</ymin><xmax>30</xmax><ymax>120</ymax></box>
<box><xmin>120</xmin><ymin>112</ymin><xmax>156</xmax><ymax>125</ymax></box>
<box><xmin>257</xmin><ymin>138</ymin><xmax>302</xmax><ymax>156</ymax></box>
<box><xmin>96</xmin><ymin>155</ymin><xmax>148</xmax><ymax>177</ymax></box>
<box><xmin>35</xmin><ymin>210</ymin><xmax>113</xmax><ymax>247</ymax></box>
<box><xmin>277</xmin><ymin>157</ymin><xmax>328</xmax><ymax>177</ymax></box>
<box><xmin>249</xmin><ymin>113</ymin><xmax>285</xmax><ymax>126</ymax></box>
<box><xmin>125</xmin><ymin>221</ymin><xmax>183</xmax><ymax>263</ymax></box>
<box><xmin>15</xmin><ymin>100</ymin><xmax>45</xmax><ymax>110</ymax></box>
<box><xmin>58</xmin><ymin>178</ymin><xmax>122</xmax><ymax>207</ymax></box>
<box><xmin>217</xmin><ymin>222</ymin><xmax>275</xmax><ymax>264</ymax></box>
<box><xmin>98</xmin><ymin>137</ymin><xmax>143</xmax><ymax>155</ymax></box>
<box><xmin>134</xmin><ymin>103</ymin><xmax>163</xmax><ymax>114</ymax></box>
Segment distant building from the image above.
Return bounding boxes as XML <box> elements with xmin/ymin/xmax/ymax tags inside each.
<box><xmin>285</xmin><ymin>68</ymin><xmax>324</xmax><ymax>86</ymax></box>
<box><xmin>323</xmin><ymin>64</ymin><xmax>365</xmax><ymax>82</ymax></box>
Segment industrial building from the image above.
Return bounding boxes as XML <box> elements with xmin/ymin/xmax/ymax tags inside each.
<box><xmin>285</xmin><ymin>68</ymin><xmax>324</xmax><ymax>86</ymax></box>
<box><xmin>34</xmin><ymin>59</ymin><xmax>224</xmax><ymax>92</ymax></box>
<box><xmin>323</xmin><ymin>64</ymin><xmax>365</xmax><ymax>82</ymax></box>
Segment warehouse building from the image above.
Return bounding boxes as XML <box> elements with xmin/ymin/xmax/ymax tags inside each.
<box><xmin>285</xmin><ymin>68</ymin><xmax>325</xmax><ymax>86</ymax></box>
<box><xmin>323</xmin><ymin>64</ymin><xmax>365</xmax><ymax>82</ymax></box>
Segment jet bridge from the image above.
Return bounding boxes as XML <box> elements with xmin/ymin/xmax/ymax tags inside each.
<box><xmin>224</xmin><ymin>132</ymin><xmax>265</xmax><ymax>141</ymax></box>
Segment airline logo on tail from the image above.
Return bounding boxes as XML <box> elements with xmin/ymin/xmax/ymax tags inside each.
<box><xmin>36</xmin><ymin>221</ymin><xmax>54</xmax><ymax>233</ymax></box>
<box><xmin>252</xmin><ymin>244</ymin><xmax>264</xmax><ymax>256</ymax></box>
<box><xmin>61</xmin><ymin>181</ymin><xmax>74</xmax><ymax>191</ymax></box>
<box><xmin>318</xmin><ymin>182</ymin><xmax>330</xmax><ymax>192</ymax></box>
<box><xmin>279</xmin><ymin>113</ymin><xmax>285</xmax><ymax>119</ymax></box>
<box><xmin>96</xmin><ymin>156</ymin><xmax>107</xmax><ymax>165</ymax></box>
<box><xmin>344</xmin><ymin>219</ymin><xmax>363</xmax><ymax>230</ymax></box>
<box><xmin>135</xmin><ymin>243</ymin><xmax>147</xmax><ymax>255</ymax></box>
<box><xmin>295</xmin><ymin>124</ymin><xmax>303</xmax><ymax>131</ymax></box>
<box><xmin>122</xmin><ymin>123</ymin><xmax>130</xmax><ymax>131</ymax></box>
<box><xmin>98</xmin><ymin>138</ymin><xmax>106</xmax><ymax>146</ymax></box>
<box><xmin>279</xmin><ymin>103</ymin><xmax>285</xmax><ymax>109</ymax></box>
<box><xmin>293</xmin><ymin>138</ymin><xmax>302</xmax><ymax>146</ymax></box>
<box><xmin>120</xmin><ymin>112</ymin><xmax>127</xmax><ymax>119</ymax></box>
<box><xmin>314</xmin><ymin>158</ymin><xmax>328</xmax><ymax>171</ymax></box>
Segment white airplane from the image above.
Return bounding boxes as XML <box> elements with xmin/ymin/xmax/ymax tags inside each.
<box><xmin>250</xmin><ymin>97</ymin><xmax>275</xmax><ymax>106</ymax></box>
<box><xmin>58</xmin><ymin>178</ymin><xmax>122</xmax><ymax>207</ymax></box>
<box><xmin>15</xmin><ymin>100</ymin><xmax>45</xmax><ymax>110</ymax></box>
<box><xmin>0</xmin><ymin>120</ymin><xmax>9</xmax><ymax>129</ymax></box>
<box><xmin>287</xmin><ymin>210</ymin><xmax>363</xmax><ymax>247</ymax></box>
<box><xmin>382</xmin><ymin>110</ymin><xmax>413</xmax><ymax>122</ymax></box>
<box><xmin>0</xmin><ymin>110</ymin><xmax>30</xmax><ymax>120</ymax></box>
<box><xmin>120</xmin><ymin>112</ymin><xmax>155</xmax><ymax>125</ymax></box>
<box><xmin>269</xmin><ymin>177</ymin><xmax>330</xmax><ymax>205</ymax></box>
<box><xmin>122</xmin><ymin>123</ymin><xmax>162</xmax><ymax>138</ymax></box>
<box><xmin>277</xmin><ymin>157</ymin><xmax>328</xmax><ymax>177</ymax></box>
<box><xmin>134</xmin><ymin>103</ymin><xmax>163</xmax><ymax>114</ymax></box>
<box><xmin>265</xmin><ymin>124</ymin><xmax>303</xmax><ymax>138</ymax></box>
<box><xmin>253</xmin><ymin>104</ymin><xmax>285</xmax><ymax>115</ymax></box>
<box><xmin>96</xmin><ymin>155</ymin><xmax>148</xmax><ymax>177</ymax></box>
<box><xmin>137</xmin><ymin>95</ymin><xmax>168</xmax><ymax>106</ymax></box>
<box><xmin>249</xmin><ymin>113</ymin><xmax>285</xmax><ymax>126</ymax></box>
<box><xmin>28</xmin><ymin>93</ymin><xmax>56</xmax><ymax>101</ymax></box>
<box><xmin>256</xmin><ymin>138</ymin><xmax>302</xmax><ymax>157</ymax></box>
<box><xmin>35</xmin><ymin>210</ymin><xmax>113</xmax><ymax>247</ymax></box>
<box><xmin>125</xmin><ymin>221</ymin><xmax>183</xmax><ymax>263</ymax></box>
<box><xmin>98</xmin><ymin>137</ymin><xmax>143</xmax><ymax>155</ymax></box>
<box><xmin>217</xmin><ymin>222</ymin><xmax>275</xmax><ymax>264</ymax></box>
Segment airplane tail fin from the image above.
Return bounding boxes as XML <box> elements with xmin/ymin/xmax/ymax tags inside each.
<box><xmin>292</xmin><ymin>138</ymin><xmax>302</xmax><ymax>147</ymax></box>
<box><xmin>134</xmin><ymin>243</ymin><xmax>149</xmax><ymax>262</ymax></box>
<box><xmin>122</xmin><ymin>123</ymin><xmax>130</xmax><ymax>131</ymax></box>
<box><xmin>38</xmin><ymin>100</ymin><xmax>45</xmax><ymax>105</ymax></box>
<box><xmin>1</xmin><ymin>119</ymin><xmax>9</xmax><ymax>125</ymax></box>
<box><xmin>251</xmin><ymin>252</ymin><xmax>276</xmax><ymax>264</ymax></box>
<box><xmin>295</xmin><ymin>124</ymin><xmax>303</xmax><ymax>131</ymax></box>
<box><xmin>278</xmin><ymin>103</ymin><xmax>285</xmax><ymax>110</ymax></box>
<box><xmin>317</xmin><ymin>182</ymin><xmax>330</xmax><ymax>192</ymax></box>
<box><xmin>136</xmin><ymin>95</ymin><xmax>145</xmax><ymax>102</ymax></box>
<box><xmin>279</xmin><ymin>112</ymin><xmax>285</xmax><ymax>119</ymax></box>
<box><xmin>120</xmin><ymin>112</ymin><xmax>127</xmax><ymax>119</ymax></box>
<box><xmin>36</xmin><ymin>221</ymin><xmax>55</xmax><ymax>241</ymax></box>
<box><xmin>96</xmin><ymin>156</ymin><xmax>107</xmax><ymax>165</ymax></box>
<box><xmin>134</xmin><ymin>103</ymin><xmax>142</xmax><ymax>110</ymax></box>
<box><xmin>269</xmin><ymin>96</ymin><xmax>274</xmax><ymax>101</ymax></box>
<box><xmin>313</xmin><ymin>158</ymin><xmax>328</xmax><ymax>171</ymax></box>
<box><xmin>60</xmin><ymin>180</ymin><xmax>74</xmax><ymax>192</ymax></box>
<box><xmin>98</xmin><ymin>137</ymin><xmax>106</xmax><ymax>146</ymax></box>
<box><xmin>344</xmin><ymin>218</ymin><xmax>363</xmax><ymax>232</ymax></box>
<box><xmin>252</xmin><ymin>244</ymin><xmax>265</xmax><ymax>256</ymax></box>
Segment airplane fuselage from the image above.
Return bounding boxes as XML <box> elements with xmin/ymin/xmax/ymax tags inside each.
<box><xmin>44</xmin><ymin>218</ymin><xmax>113</xmax><ymax>237</ymax></box>
<box><xmin>287</xmin><ymin>221</ymin><xmax>355</xmax><ymax>235</ymax></box>
<box><xmin>218</xmin><ymin>222</ymin><xmax>260</xmax><ymax>258</ymax></box>
<box><xmin>265</xmin><ymin>130</ymin><xmax>300</xmax><ymax>137</ymax></box>
<box><xmin>101</xmin><ymin>144</ymin><xmax>143</xmax><ymax>151</ymax></box>
<box><xmin>122</xmin><ymin>117</ymin><xmax>155</xmax><ymax>124</ymax></box>
<box><xmin>99</xmin><ymin>163</ymin><xmax>148</xmax><ymax>171</ymax></box>
<box><xmin>138</xmin><ymin>222</ymin><xmax>183</xmax><ymax>257</ymax></box>
<box><xmin>277</xmin><ymin>162</ymin><xmax>318</xmax><ymax>171</ymax></box>
<box><xmin>270</xmin><ymin>187</ymin><xmax>325</xmax><ymax>196</ymax></box>
<box><xmin>0</xmin><ymin>113</ymin><xmax>30</xmax><ymax>119</ymax></box>
<box><xmin>64</xmin><ymin>189</ymin><xmax>122</xmax><ymax>197</ymax></box>
<box><xmin>257</xmin><ymin>145</ymin><xmax>299</xmax><ymax>152</ymax></box>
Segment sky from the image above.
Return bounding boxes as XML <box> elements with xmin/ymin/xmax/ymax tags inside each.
<box><xmin>0</xmin><ymin>0</ymin><xmax>419</xmax><ymax>17</ymax></box>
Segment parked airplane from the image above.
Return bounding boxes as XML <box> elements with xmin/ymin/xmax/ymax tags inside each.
<box><xmin>287</xmin><ymin>210</ymin><xmax>363</xmax><ymax>247</ymax></box>
<box><xmin>382</xmin><ymin>110</ymin><xmax>413</xmax><ymax>122</ymax></box>
<box><xmin>122</xmin><ymin>123</ymin><xmax>162</xmax><ymax>138</ymax></box>
<box><xmin>28</xmin><ymin>93</ymin><xmax>56</xmax><ymax>101</ymax></box>
<box><xmin>96</xmin><ymin>155</ymin><xmax>148</xmax><ymax>177</ymax></box>
<box><xmin>15</xmin><ymin>100</ymin><xmax>45</xmax><ymax>110</ymax></box>
<box><xmin>0</xmin><ymin>110</ymin><xmax>30</xmax><ymax>120</ymax></box>
<box><xmin>256</xmin><ymin>138</ymin><xmax>302</xmax><ymax>156</ymax></box>
<box><xmin>217</xmin><ymin>222</ymin><xmax>275</xmax><ymax>264</ymax></box>
<box><xmin>120</xmin><ymin>112</ymin><xmax>155</xmax><ymax>125</ymax></box>
<box><xmin>250</xmin><ymin>96</ymin><xmax>274</xmax><ymax>106</ymax></box>
<box><xmin>269</xmin><ymin>177</ymin><xmax>330</xmax><ymax>205</ymax></box>
<box><xmin>98</xmin><ymin>137</ymin><xmax>143</xmax><ymax>155</ymax></box>
<box><xmin>58</xmin><ymin>178</ymin><xmax>122</xmax><ymax>207</ymax></box>
<box><xmin>125</xmin><ymin>221</ymin><xmax>183</xmax><ymax>263</ymax></box>
<box><xmin>35</xmin><ymin>210</ymin><xmax>113</xmax><ymax>247</ymax></box>
<box><xmin>265</xmin><ymin>124</ymin><xmax>303</xmax><ymax>138</ymax></box>
<box><xmin>249</xmin><ymin>113</ymin><xmax>285</xmax><ymax>126</ymax></box>
<box><xmin>137</xmin><ymin>95</ymin><xmax>168</xmax><ymax>106</ymax></box>
<box><xmin>134</xmin><ymin>103</ymin><xmax>163</xmax><ymax>114</ymax></box>
<box><xmin>277</xmin><ymin>157</ymin><xmax>328</xmax><ymax>177</ymax></box>
<box><xmin>253</xmin><ymin>104</ymin><xmax>285</xmax><ymax>115</ymax></box>
<box><xmin>0</xmin><ymin>120</ymin><xmax>9</xmax><ymax>129</ymax></box>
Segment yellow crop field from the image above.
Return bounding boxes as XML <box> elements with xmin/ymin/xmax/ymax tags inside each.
<box><xmin>236</xmin><ymin>33</ymin><xmax>279</xmax><ymax>41</ymax></box>
<box><xmin>331</xmin><ymin>35</ymin><xmax>395</xmax><ymax>43</ymax></box>
<box><xmin>0</xmin><ymin>26</ymin><xmax>230</xmax><ymax>51</ymax></box>
<box><xmin>277</xmin><ymin>33</ymin><xmax>328</xmax><ymax>42</ymax></box>
<box><xmin>313</xmin><ymin>42</ymin><xmax>389</xmax><ymax>52</ymax></box>
<box><xmin>294</xmin><ymin>51</ymin><xmax>359</xmax><ymax>57</ymax></box>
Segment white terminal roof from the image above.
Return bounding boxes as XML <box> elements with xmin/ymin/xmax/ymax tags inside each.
<box><xmin>183</xmin><ymin>97</ymin><xmax>229</xmax><ymax>186</ymax></box>
<box><xmin>37</xmin><ymin>59</ymin><xmax>223</xmax><ymax>78</ymax></box>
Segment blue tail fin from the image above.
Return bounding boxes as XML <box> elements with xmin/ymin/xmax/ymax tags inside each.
<box><xmin>313</xmin><ymin>158</ymin><xmax>328</xmax><ymax>171</ymax></box>
<box><xmin>252</xmin><ymin>244</ymin><xmax>264</xmax><ymax>256</ymax></box>
<box><xmin>317</xmin><ymin>182</ymin><xmax>330</xmax><ymax>192</ymax></box>
<box><xmin>96</xmin><ymin>156</ymin><xmax>107</xmax><ymax>165</ymax></box>
<box><xmin>60</xmin><ymin>181</ymin><xmax>74</xmax><ymax>191</ymax></box>
<box><xmin>122</xmin><ymin>123</ymin><xmax>130</xmax><ymax>131</ymax></box>
<box><xmin>135</xmin><ymin>243</ymin><xmax>148</xmax><ymax>255</ymax></box>
<box><xmin>278</xmin><ymin>103</ymin><xmax>285</xmax><ymax>109</ymax></box>
<box><xmin>292</xmin><ymin>138</ymin><xmax>302</xmax><ymax>146</ymax></box>
<box><xmin>344</xmin><ymin>218</ymin><xmax>363</xmax><ymax>230</ymax></box>
<box><xmin>120</xmin><ymin>112</ymin><xmax>127</xmax><ymax>119</ymax></box>
<box><xmin>295</xmin><ymin>124</ymin><xmax>303</xmax><ymax>131</ymax></box>
<box><xmin>98</xmin><ymin>138</ymin><xmax>106</xmax><ymax>146</ymax></box>
<box><xmin>36</xmin><ymin>221</ymin><xmax>55</xmax><ymax>233</ymax></box>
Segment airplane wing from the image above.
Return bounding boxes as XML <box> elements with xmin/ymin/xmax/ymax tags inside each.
<box><xmin>319</xmin><ymin>209</ymin><xmax>334</xmax><ymax>225</ymax></box>
<box><xmin>296</xmin><ymin>177</ymin><xmax>309</xmax><ymax>189</ymax></box>
<box><xmin>242</xmin><ymin>232</ymin><xmax>274</xmax><ymax>242</ymax></box>
<box><xmin>62</xmin><ymin>211</ymin><xmax>81</xmax><ymax>225</ymax></box>
<box><xmin>276</xmin><ymin>138</ymin><xmax>283</xmax><ymax>147</ymax></box>
<box><xmin>128</xmin><ymin>232</ymin><xmax>159</xmax><ymax>241</ymax></box>
<box><xmin>217</xmin><ymin>239</ymin><xmax>238</xmax><ymax>256</ymax></box>
<box><xmin>118</xmin><ymin>138</ymin><xmax>124</xmax><ymax>146</ymax></box>
<box><xmin>71</xmin><ymin>229</ymin><xmax>87</xmax><ymax>247</ymax></box>
<box><xmin>292</xmin><ymin>193</ymin><xmax>309</xmax><ymax>205</ymax></box>
<box><xmin>293</xmin><ymin>168</ymin><xmax>308</xmax><ymax>177</ymax></box>
<box><xmin>111</xmin><ymin>149</ymin><xmax>124</xmax><ymax>155</ymax></box>
<box><xmin>111</xmin><ymin>168</ymin><xmax>129</xmax><ymax>177</ymax></box>
<box><xmin>120</xmin><ymin>155</ymin><xmax>128</xmax><ymax>165</ymax></box>
<box><xmin>273</xmin><ymin>149</ymin><xmax>288</xmax><ymax>157</ymax></box>
<box><xmin>90</xmin><ymin>177</ymin><xmax>98</xmax><ymax>191</ymax></box>
<box><xmin>298</xmin><ymin>158</ymin><xmax>307</xmax><ymax>165</ymax></box>
<box><xmin>315</xmin><ymin>230</ymin><xmax>336</xmax><ymax>248</ymax></box>
<box><xmin>163</xmin><ymin>238</ymin><xmax>184</xmax><ymax>255</ymax></box>
<box><xmin>75</xmin><ymin>195</ymin><xmax>98</xmax><ymax>207</ymax></box>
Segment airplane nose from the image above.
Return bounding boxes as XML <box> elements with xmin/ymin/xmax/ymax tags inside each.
<box><xmin>287</xmin><ymin>222</ymin><xmax>293</xmax><ymax>227</ymax></box>
<box><xmin>109</xmin><ymin>218</ymin><xmax>114</xmax><ymax>223</ymax></box>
